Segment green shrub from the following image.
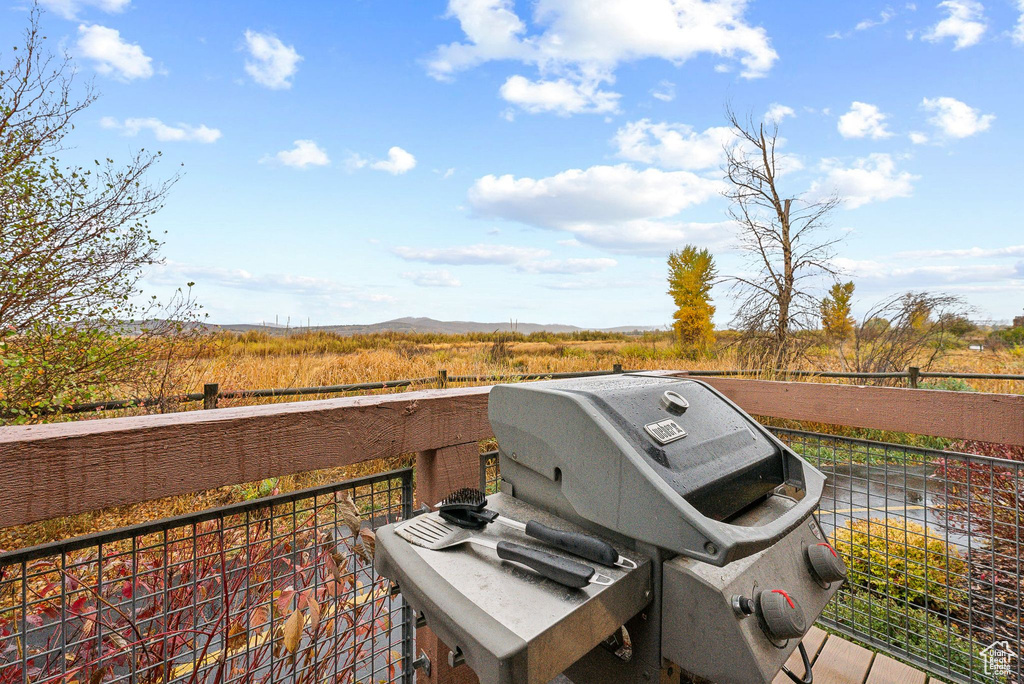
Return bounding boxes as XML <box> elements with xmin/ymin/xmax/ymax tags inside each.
<box><xmin>919</xmin><ymin>378</ymin><xmax>976</xmax><ymax>392</ymax></box>
<box><xmin>990</xmin><ymin>326</ymin><xmax>1024</xmax><ymax>348</ymax></box>
<box><xmin>236</xmin><ymin>477</ymin><xmax>280</xmax><ymax>501</ymax></box>
<box><xmin>832</xmin><ymin>518</ymin><xmax>968</xmax><ymax>611</ymax></box>
<box><xmin>825</xmin><ymin>590</ymin><xmax>1000</xmax><ymax>682</ymax></box>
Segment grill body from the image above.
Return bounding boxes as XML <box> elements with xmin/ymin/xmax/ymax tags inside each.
<box><xmin>376</xmin><ymin>372</ymin><xmax>844</xmax><ymax>683</ymax></box>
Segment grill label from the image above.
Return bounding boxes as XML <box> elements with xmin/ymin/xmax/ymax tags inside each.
<box><xmin>644</xmin><ymin>418</ymin><xmax>687</xmax><ymax>445</ymax></box>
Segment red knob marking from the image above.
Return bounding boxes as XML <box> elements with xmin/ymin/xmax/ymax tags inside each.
<box><xmin>817</xmin><ymin>542</ymin><xmax>838</xmax><ymax>558</ymax></box>
<box><xmin>772</xmin><ymin>589</ymin><xmax>795</xmax><ymax>609</ymax></box>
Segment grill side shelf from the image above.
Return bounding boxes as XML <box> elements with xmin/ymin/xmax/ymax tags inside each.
<box><xmin>374</xmin><ymin>493</ymin><xmax>652</xmax><ymax>684</ymax></box>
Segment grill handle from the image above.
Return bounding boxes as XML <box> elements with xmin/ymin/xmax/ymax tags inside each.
<box><xmin>703</xmin><ymin>455</ymin><xmax>826</xmax><ymax>564</ymax></box>
<box><xmin>524</xmin><ymin>521</ymin><xmax>620</xmax><ymax>567</ymax></box>
<box><xmin>495</xmin><ymin>540</ymin><xmax>595</xmax><ymax>588</ymax></box>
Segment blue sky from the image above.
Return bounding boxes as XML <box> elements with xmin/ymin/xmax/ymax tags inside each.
<box><xmin>4</xmin><ymin>0</ymin><xmax>1024</xmax><ymax>327</ymax></box>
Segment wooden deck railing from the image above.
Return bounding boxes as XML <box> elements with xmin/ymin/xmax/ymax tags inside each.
<box><xmin>2</xmin><ymin>375</ymin><xmax>1024</xmax><ymax>683</ymax></box>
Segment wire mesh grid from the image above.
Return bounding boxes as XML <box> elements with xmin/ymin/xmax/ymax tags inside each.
<box><xmin>772</xmin><ymin>428</ymin><xmax>1023</xmax><ymax>684</ymax></box>
<box><xmin>0</xmin><ymin>468</ymin><xmax>414</xmax><ymax>684</ymax></box>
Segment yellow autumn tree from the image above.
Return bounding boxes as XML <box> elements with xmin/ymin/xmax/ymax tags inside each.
<box><xmin>820</xmin><ymin>281</ymin><xmax>855</xmax><ymax>340</ymax></box>
<box><xmin>667</xmin><ymin>246</ymin><xmax>717</xmax><ymax>350</ymax></box>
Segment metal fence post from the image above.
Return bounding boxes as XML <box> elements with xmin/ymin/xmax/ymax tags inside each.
<box><xmin>437</xmin><ymin>369</ymin><xmax>448</xmax><ymax>389</ymax></box>
<box><xmin>907</xmin><ymin>367</ymin><xmax>920</xmax><ymax>389</ymax></box>
<box><xmin>203</xmin><ymin>383</ymin><xmax>219</xmax><ymax>409</ymax></box>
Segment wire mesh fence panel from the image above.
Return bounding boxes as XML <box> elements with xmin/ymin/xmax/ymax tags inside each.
<box><xmin>481</xmin><ymin>450</ymin><xmax>500</xmax><ymax>495</ymax></box>
<box><xmin>772</xmin><ymin>428</ymin><xmax>1023</xmax><ymax>684</ymax></box>
<box><xmin>0</xmin><ymin>468</ymin><xmax>414</xmax><ymax>684</ymax></box>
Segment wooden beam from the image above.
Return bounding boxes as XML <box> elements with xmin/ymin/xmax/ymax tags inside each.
<box><xmin>697</xmin><ymin>377</ymin><xmax>1024</xmax><ymax>446</ymax></box>
<box><xmin>0</xmin><ymin>386</ymin><xmax>493</xmax><ymax>529</ymax></box>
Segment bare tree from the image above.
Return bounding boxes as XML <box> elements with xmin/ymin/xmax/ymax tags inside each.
<box><xmin>723</xmin><ymin>107</ymin><xmax>842</xmax><ymax>366</ymax></box>
<box><xmin>841</xmin><ymin>291</ymin><xmax>971</xmax><ymax>379</ymax></box>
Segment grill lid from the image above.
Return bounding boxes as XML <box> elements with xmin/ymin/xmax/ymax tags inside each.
<box><xmin>489</xmin><ymin>373</ymin><xmax>826</xmax><ymax>565</ymax></box>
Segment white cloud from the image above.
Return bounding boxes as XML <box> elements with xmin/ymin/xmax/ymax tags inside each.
<box><xmin>909</xmin><ymin>131</ymin><xmax>930</xmax><ymax>144</ymax></box>
<box><xmin>837</xmin><ymin>102</ymin><xmax>893</xmax><ymax>139</ymax></box>
<box><xmin>811</xmin><ymin>154</ymin><xmax>918</xmax><ymax>208</ymax></box>
<box><xmin>100</xmin><ymin>116</ymin><xmax>221</xmax><ymax>143</ymax></box>
<box><xmin>651</xmin><ymin>80</ymin><xmax>675</xmax><ymax>102</ymax></box>
<box><xmin>40</xmin><ymin>0</ymin><xmax>129</xmax><ymax>20</ymax></box>
<box><xmin>150</xmin><ymin>261</ymin><xmax>353</xmax><ymax>296</ymax></box>
<box><xmin>348</xmin><ymin>147</ymin><xmax>417</xmax><ymax>174</ymax></box>
<box><xmin>895</xmin><ymin>244</ymin><xmax>1024</xmax><ymax>258</ymax></box>
<box><xmin>499</xmin><ymin>75</ymin><xmax>620</xmax><ymax>115</ymax></box>
<box><xmin>613</xmin><ymin>118</ymin><xmax>802</xmax><ymax>175</ymax></box>
<box><xmin>393</xmin><ymin>244</ymin><xmax>550</xmax><ymax>265</ymax></box>
<box><xmin>832</xmin><ymin>257</ymin><xmax>1015</xmax><ymax>284</ymax></box>
<box><xmin>372</xmin><ymin>146</ymin><xmax>417</xmax><ymax>174</ymax></box>
<box><xmin>922</xmin><ymin>0</ymin><xmax>986</xmax><ymax>49</ymax></box>
<box><xmin>561</xmin><ymin>219</ymin><xmax>735</xmax><ymax>254</ymax></box>
<box><xmin>470</xmin><ymin>164</ymin><xmax>721</xmax><ymax>227</ymax></box>
<box><xmin>613</xmin><ymin>120</ymin><xmax>735</xmax><ymax>171</ymax></box>
<box><xmin>467</xmin><ymin>163</ymin><xmax>730</xmax><ymax>253</ymax></box>
<box><xmin>855</xmin><ymin>8</ymin><xmax>896</xmax><ymax>30</ymax></box>
<box><xmin>262</xmin><ymin>140</ymin><xmax>329</xmax><ymax>168</ymax></box>
<box><xmin>402</xmin><ymin>270</ymin><xmax>462</xmax><ymax>287</ymax></box>
<box><xmin>765</xmin><ymin>103</ymin><xmax>795</xmax><ymax>123</ymax></box>
<box><xmin>428</xmin><ymin>0</ymin><xmax>777</xmax><ymax>116</ymax></box>
<box><xmin>525</xmin><ymin>257</ymin><xmax>617</xmax><ymax>274</ymax></box>
<box><xmin>244</xmin><ymin>30</ymin><xmax>302</xmax><ymax>89</ymax></box>
<box><xmin>394</xmin><ymin>244</ymin><xmax>616</xmax><ymax>274</ymax></box>
<box><xmin>921</xmin><ymin>96</ymin><xmax>994</xmax><ymax>138</ymax></box>
<box><xmin>1015</xmin><ymin>0</ymin><xmax>1024</xmax><ymax>44</ymax></box>
<box><xmin>76</xmin><ymin>24</ymin><xmax>152</xmax><ymax>80</ymax></box>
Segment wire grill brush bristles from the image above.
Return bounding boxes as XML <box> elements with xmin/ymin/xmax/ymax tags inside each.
<box><xmin>439</xmin><ymin>487</ymin><xmax>487</xmax><ymax>508</ymax></box>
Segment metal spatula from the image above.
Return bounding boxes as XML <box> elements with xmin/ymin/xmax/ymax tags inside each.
<box><xmin>436</xmin><ymin>488</ymin><xmax>637</xmax><ymax>569</ymax></box>
<box><xmin>394</xmin><ymin>513</ymin><xmax>612</xmax><ymax>589</ymax></box>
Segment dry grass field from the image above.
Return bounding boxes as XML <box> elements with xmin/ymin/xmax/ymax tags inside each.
<box><xmin>189</xmin><ymin>331</ymin><xmax>1024</xmax><ymax>406</ymax></box>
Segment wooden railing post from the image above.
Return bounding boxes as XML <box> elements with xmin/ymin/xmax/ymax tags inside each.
<box><xmin>613</xmin><ymin>363</ymin><xmax>623</xmax><ymax>374</ymax></box>
<box><xmin>415</xmin><ymin>442</ymin><xmax>480</xmax><ymax>510</ymax></box>
<box><xmin>908</xmin><ymin>367</ymin><xmax>920</xmax><ymax>389</ymax></box>
<box><xmin>203</xmin><ymin>383</ymin><xmax>219</xmax><ymax>410</ymax></box>
<box><xmin>438</xmin><ymin>369</ymin><xmax>448</xmax><ymax>389</ymax></box>
<box><xmin>414</xmin><ymin>441</ymin><xmax>481</xmax><ymax>683</ymax></box>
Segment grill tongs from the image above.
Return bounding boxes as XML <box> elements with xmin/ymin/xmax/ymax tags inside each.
<box><xmin>436</xmin><ymin>487</ymin><xmax>638</xmax><ymax>570</ymax></box>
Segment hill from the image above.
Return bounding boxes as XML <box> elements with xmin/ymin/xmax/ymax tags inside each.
<box><xmin>207</xmin><ymin>316</ymin><xmax>664</xmax><ymax>336</ymax></box>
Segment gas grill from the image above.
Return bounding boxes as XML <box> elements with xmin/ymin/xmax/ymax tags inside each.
<box><xmin>376</xmin><ymin>372</ymin><xmax>846</xmax><ymax>683</ymax></box>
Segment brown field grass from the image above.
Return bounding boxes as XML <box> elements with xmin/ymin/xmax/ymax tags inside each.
<box><xmin>190</xmin><ymin>332</ymin><xmax>1024</xmax><ymax>406</ymax></box>
<box><xmin>2</xmin><ymin>331</ymin><xmax>1022</xmax><ymax>552</ymax></box>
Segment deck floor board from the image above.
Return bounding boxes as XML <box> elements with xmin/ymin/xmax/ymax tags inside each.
<box><xmin>770</xmin><ymin>630</ymin><xmax>934</xmax><ymax>684</ymax></box>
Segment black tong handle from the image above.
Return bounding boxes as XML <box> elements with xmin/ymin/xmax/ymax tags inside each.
<box><xmin>496</xmin><ymin>540</ymin><xmax>595</xmax><ymax>588</ymax></box>
<box><xmin>524</xmin><ymin>521</ymin><xmax>619</xmax><ymax>567</ymax></box>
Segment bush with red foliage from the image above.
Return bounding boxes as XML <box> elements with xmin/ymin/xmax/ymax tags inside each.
<box><xmin>0</xmin><ymin>491</ymin><xmax>399</xmax><ymax>684</ymax></box>
<box><xmin>932</xmin><ymin>439</ymin><xmax>1022</xmax><ymax>646</ymax></box>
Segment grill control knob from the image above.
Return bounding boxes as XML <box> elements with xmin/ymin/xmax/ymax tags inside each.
<box><xmin>807</xmin><ymin>542</ymin><xmax>847</xmax><ymax>584</ymax></box>
<box><xmin>758</xmin><ymin>590</ymin><xmax>806</xmax><ymax>642</ymax></box>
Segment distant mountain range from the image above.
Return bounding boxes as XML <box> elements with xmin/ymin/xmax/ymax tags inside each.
<box><xmin>204</xmin><ymin>316</ymin><xmax>665</xmax><ymax>336</ymax></box>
